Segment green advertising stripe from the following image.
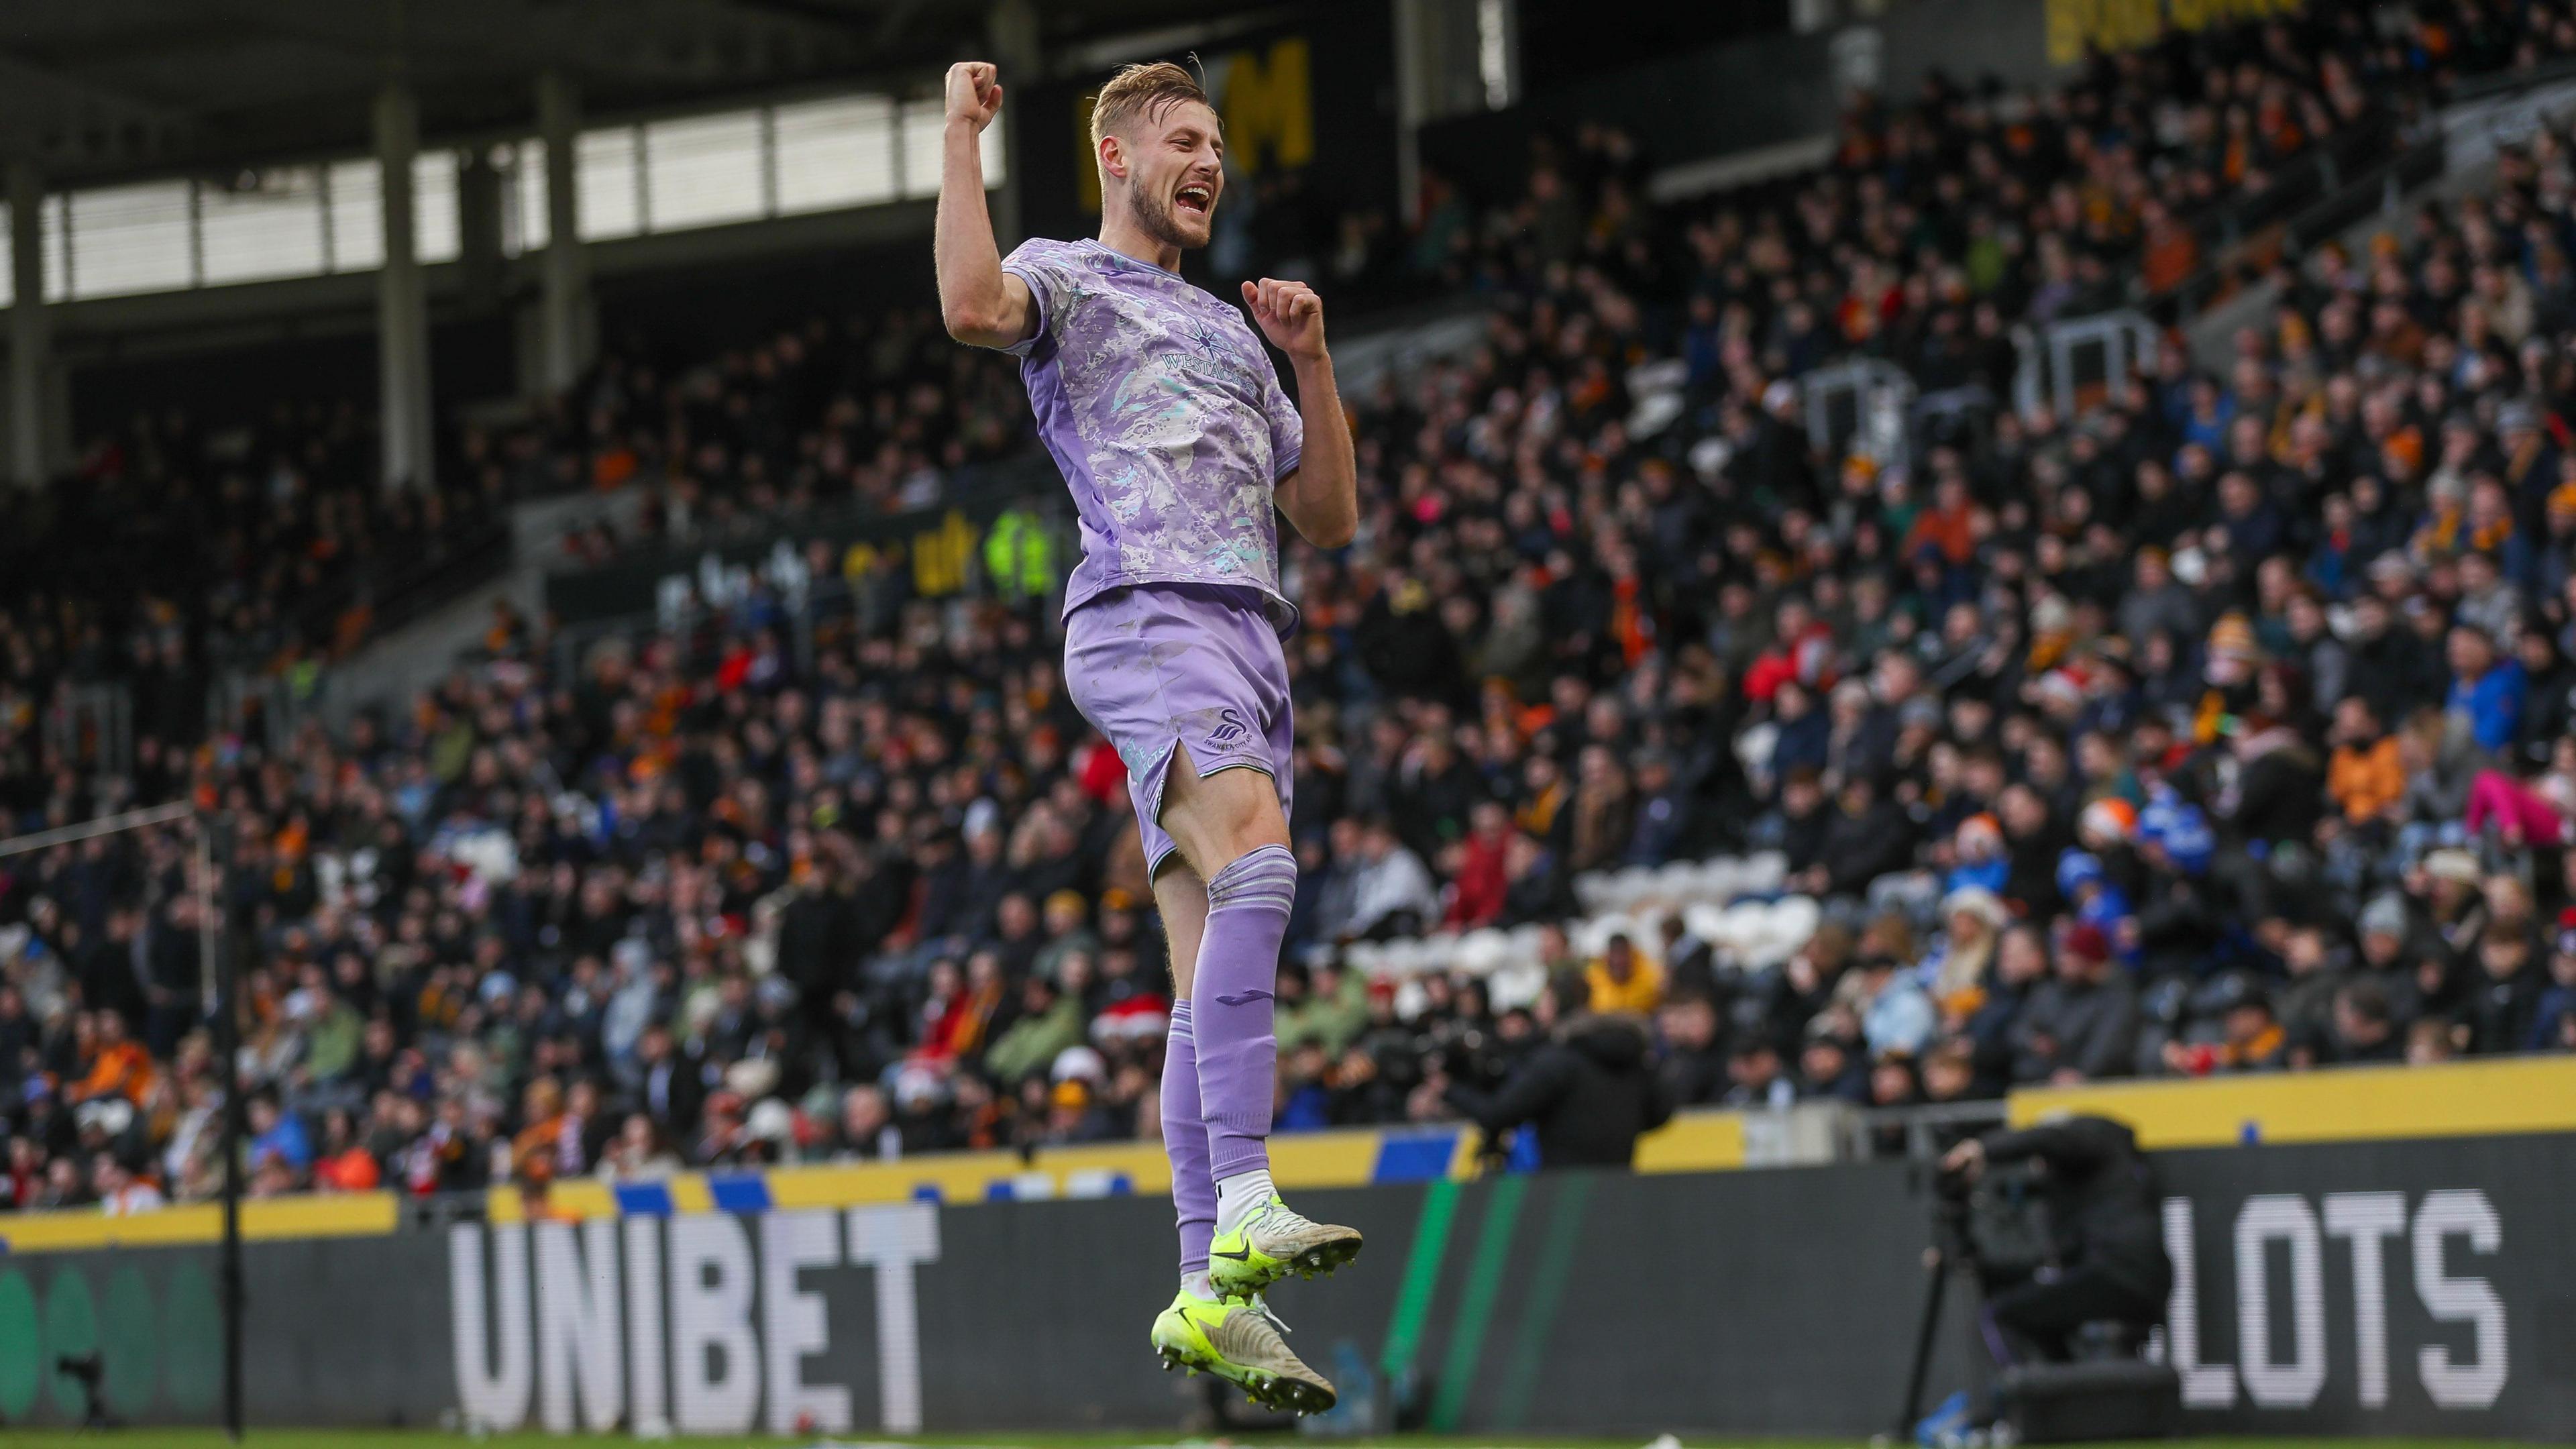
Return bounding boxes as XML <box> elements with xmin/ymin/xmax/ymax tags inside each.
<box><xmin>45</xmin><ymin>1266</ymin><xmax>97</xmax><ymax>1421</ymax></box>
<box><xmin>162</xmin><ymin>1262</ymin><xmax>220</xmax><ymax>1416</ymax></box>
<box><xmin>1428</xmin><ymin>1173</ymin><xmax>1529</xmax><ymax>1432</ymax></box>
<box><xmin>1493</xmin><ymin>1173</ymin><xmax>1596</xmax><ymax>1430</ymax></box>
<box><xmin>102</xmin><ymin>1265</ymin><xmax>158</xmax><ymax>1419</ymax></box>
<box><xmin>0</xmin><ymin>1269</ymin><xmax>38</xmax><ymax>1419</ymax></box>
<box><xmin>1376</xmin><ymin>1176</ymin><xmax>1462</xmax><ymax>1381</ymax></box>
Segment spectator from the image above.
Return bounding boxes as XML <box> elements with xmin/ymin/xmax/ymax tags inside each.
<box><xmin>1656</xmin><ymin>994</ymin><xmax>1729</xmax><ymax>1107</ymax></box>
<box><xmin>599</xmin><ymin>1113</ymin><xmax>684</xmax><ymax>1179</ymax></box>
<box><xmin>2012</xmin><ymin>925</ymin><xmax>2137</xmax><ymax>1086</ymax></box>
<box><xmin>1584</xmin><ymin>932</ymin><xmax>1664</xmax><ymax>1016</ymax></box>
<box><xmin>246</xmin><ymin>1093</ymin><xmax>313</xmax><ymax>1178</ymax></box>
<box><xmin>827</xmin><ymin>1087</ymin><xmax>902</xmax><ymax>1163</ymax></box>
<box><xmin>984</xmin><ymin>975</ymin><xmax>1084</xmax><ymax>1087</ymax></box>
<box><xmin>1853</xmin><ymin>953</ymin><xmax>1936</xmax><ymax>1059</ymax></box>
<box><xmin>1445</xmin><ymin>973</ymin><xmax>1672</xmax><ymax>1168</ymax></box>
<box><xmin>2447</xmin><ymin>624</ymin><xmax>2528</xmax><ymax>753</ymax></box>
<box><xmin>1723</xmin><ymin>1038</ymin><xmax>1796</xmax><ymax>1110</ymax></box>
<box><xmin>2320</xmin><ymin>981</ymin><xmax>2406</xmax><ymax>1067</ymax></box>
<box><xmin>2163</xmin><ymin>975</ymin><xmax>2290</xmax><ymax>1075</ymax></box>
<box><xmin>97</xmin><ymin>1157</ymin><xmax>166</xmax><ymax>1216</ymax></box>
<box><xmin>1345</xmin><ymin>818</ymin><xmax>1439</xmax><ymax>942</ymax></box>
<box><xmin>1796</xmin><ymin>1020</ymin><xmax>1868</xmax><ymax>1104</ymax></box>
<box><xmin>311</xmin><ymin>1110</ymin><xmax>382</xmax><ymax>1192</ymax></box>
<box><xmin>67</xmin><ymin>1012</ymin><xmax>154</xmax><ymax>1110</ymax></box>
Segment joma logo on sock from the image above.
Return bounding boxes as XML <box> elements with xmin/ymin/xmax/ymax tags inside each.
<box><xmin>1214</xmin><ymin>989</ymin><xmax>1274</xmax><ymax>1007</ymax></box>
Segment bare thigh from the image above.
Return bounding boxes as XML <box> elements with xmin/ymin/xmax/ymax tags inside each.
<box><xmin>1157</xmin><ymin>741</ymin><xmax>1292</xmax><ymax>883</ymax></box>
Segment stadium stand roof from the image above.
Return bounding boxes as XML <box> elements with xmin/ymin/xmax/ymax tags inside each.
<box><xmin>0</xmin><ymin>0</ymin><xmax>1279</xmax><ymax>185</ymax></box>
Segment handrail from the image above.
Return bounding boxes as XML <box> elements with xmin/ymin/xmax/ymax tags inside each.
<box><xmin>2445</xmin><ymin>52</ymin><xmax>2576</xmax><ymax>106</ymax></box>
<box><xmin>288</xmin><ymin>513</ymin><xmax>515</xmax><ymax>655</ymax></box>
<box><xmin>1839</xmin><ymin>1099</ymin><xmax>2010</xmax><ymax>1163</ymax></box>
<box><xmin>2165</xmin><ymin>58</ymin><xmax>2576</xmax><ymax>320</ymax></box>
<box><xmin>2163</xmin><ymin>134</ymin><xmax>2445</xmax><ymax>319</ymax></box>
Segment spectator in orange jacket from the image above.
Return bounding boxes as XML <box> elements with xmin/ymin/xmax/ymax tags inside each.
<box><xmin>68</xmin><ymin>1011</ymin><xmax>155</xmax><ymax>1108</ymax></box>
<box><xmin>2326</xmin><ymin>696</ymin><xmax>2406</xmax><ymax>822</ymax></box>
<box><xmin>311</xmin><ymin>1109</ymin><xmax>382</xmax><ymax>1193</ymax></box>
<box><xmin>1902</xmin><ymin>475</ymin><xmax>1980</xmax><ymax>568</ymax></box>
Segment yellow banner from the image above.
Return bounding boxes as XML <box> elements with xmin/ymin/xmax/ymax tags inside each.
<box><xmin>2009</xmin><ymin>1056</ymin><xmax>2576</xmax><ymax>1148</ymax></box>
<box><xmin>2045</xmin><ymin>0</ymin><xmax>2304</xmax><ymax>66</ymax></box>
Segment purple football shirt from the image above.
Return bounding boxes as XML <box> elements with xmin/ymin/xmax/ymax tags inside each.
<box><xmin>1001</xmin><ymin>237</ymin><xmax>1304</xmax><ymax>632</ymax></box>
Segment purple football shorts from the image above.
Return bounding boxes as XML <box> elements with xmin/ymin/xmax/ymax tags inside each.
<box><xmin>1063</xmin><ymin>583</ymin><xmax>1293</xmax><ymax>877</ymax></box>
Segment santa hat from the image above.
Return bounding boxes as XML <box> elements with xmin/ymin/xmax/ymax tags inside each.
<box><xmin>2080</xmin><ymin>798</ymin><xmax>2139</xmax><ymax>844</ymax></box>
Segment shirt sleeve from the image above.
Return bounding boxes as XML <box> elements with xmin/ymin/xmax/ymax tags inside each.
<box><xmin>998</xmin><ymin>239</ymin><xmax>1075</xmax><ymax>358</ymax></box>
<box><xmin>1263</xmin><ymin>354</ymin><xmax>1305</xmax><ymax>481</ymax></box>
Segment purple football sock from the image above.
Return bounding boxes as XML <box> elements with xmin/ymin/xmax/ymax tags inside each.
<box><xmin>1163</xmin><ymin>999</ymin><xmax>1215</xmax><ymax>1281</ymax></box>
<box><xmin>1192</xmin><ymin>843</ymin><xmax>1297</xmax><ymax>1181</ymax></box>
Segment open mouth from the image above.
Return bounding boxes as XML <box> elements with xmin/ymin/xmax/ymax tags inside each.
<box><xmin>1175</xmin><ymin>182</ymin><xmax>1213</xmax><ymax>216</ymax></box>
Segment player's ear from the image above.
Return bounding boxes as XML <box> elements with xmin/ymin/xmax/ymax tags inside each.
<box><xmin>1098</xmin><ymin>134</ymin><xmax>1128</xmax><ymax>184</ymax></box>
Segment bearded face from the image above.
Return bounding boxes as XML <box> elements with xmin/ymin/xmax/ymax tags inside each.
<box><xmin>1107</xmin><ymin>99</ymin><xmax>1223</xmax><ymax>252</ymax></box>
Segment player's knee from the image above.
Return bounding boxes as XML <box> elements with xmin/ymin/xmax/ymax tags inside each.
<box><xmin>1204</xmin><ymin>841</ymin><xmax>1297</xmax><ymax>916</ymax></box>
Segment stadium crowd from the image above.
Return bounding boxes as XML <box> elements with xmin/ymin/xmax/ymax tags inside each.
<box><xmin>6</xmin><ymin>0</ymin><xmax>2576</xmax><ymax>1210</ymax></box>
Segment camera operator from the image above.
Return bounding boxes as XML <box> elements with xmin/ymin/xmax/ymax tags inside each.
<box><xmin>1444</xmin><ymin>973</ymin><xmax>1672</xmax><ymax>1168</ymax></box>
<box><xmin>1939</xmin><ymin>1114</ymin><xmax>2171</xmax><ymax>1365</ymax></box>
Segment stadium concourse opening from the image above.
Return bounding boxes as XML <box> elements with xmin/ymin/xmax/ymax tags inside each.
<box><xmin>4</xmin><ymin>0</ymin><xmax>2576</xmax><ymax>1439</ymax></box>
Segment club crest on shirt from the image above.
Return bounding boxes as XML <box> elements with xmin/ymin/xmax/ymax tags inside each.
<box><xmin>1203</xmin><ymin>707</ymin><xmax>1252</xmax><ymax>748</ymax></box>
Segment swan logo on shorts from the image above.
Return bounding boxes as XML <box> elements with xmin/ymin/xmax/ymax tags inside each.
<box><xmin>1202</xmin><ymin>707</ymin><xmax>1251</xmax><ymax>749</ymax></box>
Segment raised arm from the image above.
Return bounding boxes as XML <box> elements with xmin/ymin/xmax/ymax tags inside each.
<box><xmin>1244</xmin><ymin>278</ymin><xmax>1358</xmax><ymax>549</ymax></box>
<box><xmin>934</xmin><ymin>62</ymin><xmax>1036</xmax><ymax>352</ymax></box>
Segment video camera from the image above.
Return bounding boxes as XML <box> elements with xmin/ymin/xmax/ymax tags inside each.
<box><xmin>1426</xmin><ymin>1018</ymin><xmax>1512</xmax><ymax>1093</ymax></box>
<box><xmin>1932</xmin><ymin>1149</ymin><xmax>2057</xmax><ymax>1290</ymax></box>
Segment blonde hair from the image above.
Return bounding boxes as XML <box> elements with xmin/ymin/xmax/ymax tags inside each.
<box><xmin>1089</xmin><ymin>60</ymin><xmax>1215</xmax><ymax>170</ymax></box>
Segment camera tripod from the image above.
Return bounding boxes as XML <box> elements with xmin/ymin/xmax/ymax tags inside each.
<box><xmin>1893</xmin><ymin>1199</ymin><xmax>1979</xmax><ymax>1440</ymax></box>
<box><xmin>58</xmin><ymin>1352</ymin><xmax>115</xmax><ymax>1432</ymax></box>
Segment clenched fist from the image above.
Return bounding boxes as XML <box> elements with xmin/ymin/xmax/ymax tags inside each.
<box><xmin>1242</xmin><ymin>277</ymin><xmax>1326</xmax><ymax>363</ymax></box>
<box><xmin>946</xmin><ymin>62</ymin><xmax>1003</xmax><ymax>131</ymax></box>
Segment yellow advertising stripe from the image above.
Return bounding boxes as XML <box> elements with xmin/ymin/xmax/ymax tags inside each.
<box><xmin>0</xmin><ymin>1191</ymin><xmax>398</xmax><ymax>1253</ymax></box>
<box><xmin>1444</xmin><ymin>1130</ymin><xmax>1484</xmax><ymax>1180</ymax></box>
<box><xmin>535</xmin><ymin>1179</ymin><xmax>619</xmax><ymax>1222</ymax></box>
<box><xmin>1039</xmin><ymin>1140</ymin><xmax>1173</xmax><ymax>1196</ymax></box>
<box><xmin>0</xmin><ymin>1205</ymin><xmax>219</xmax><ymax>1251</ymax></box>
<box><xmin>1633</xmin><ymin>1110</ymin><xmax>1748</xmax><ymax>1173</ymax></box>
<box><xmin>0</xmin><ymin>1118</ymin><xmax>1739</xmax><ymax>1254</ymax></box>
<box><xmin>242</xmin><ymin>1191</ymin><xmax>400</xmax><ymax>1239</ymax></box>
<box><xmin>765</xmin><ymin>1159</ymin><xmax>938</xmax><ymax>1209</ymax></box>
<box><xmin>1267</xmin><ymin>1128</ymin><xmax>1385</xmax><ymax>1189</ymax></box>
<box><xmin>922</xmin><ymin>1154</ymin><xmax>1047</xmax><ymax>1202</ymax></box>
<box><xmin>2008</xmin><ymin>1056</ymin><xmax>2576</xmax><ymax>1148</ymax></box>
<box><xmin>665</xmin><ymin>1173</ymin><xmax>715</xmax><ymax>1214</ymax></box>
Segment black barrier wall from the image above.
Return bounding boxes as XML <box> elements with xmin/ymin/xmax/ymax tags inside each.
<box><xmin>2151</xmin><ymin>1136</ymin><xmax>2576</xmax><ymax>1438</ymax></box>
<box><xmin>4</xmin><ymin>1134</ymin><xmax>2567</xmax><ymax>1436</ymax></box>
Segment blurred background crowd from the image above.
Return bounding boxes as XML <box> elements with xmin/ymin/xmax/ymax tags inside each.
<box><xmin>5</xmin><ymin>0</ymin><xmax>2576</xmax><ymax>1212</ymax></box>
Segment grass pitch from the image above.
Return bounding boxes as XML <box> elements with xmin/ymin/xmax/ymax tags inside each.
<box><xmin>0</xmin><ymin>1423</ymin><xmax>2544</xmax><ymax>1433</ymax></box>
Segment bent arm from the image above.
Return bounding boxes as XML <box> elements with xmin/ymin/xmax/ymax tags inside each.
<box><xmin>1446</xmin><ymin>1051</ymin><xmax>1574</xmax><ymax>1137</ymax></box>
<box><xmin>935</xmin><ymin>113</ymin><xmax>1034</xmax><ymax>350</ymax></box>
<box><xmin>1275</xmin><ymin>352</ymin><xmax>1357</xmax><ymax>548</ymax></box>
<box><xmin>1982</xmin><ymin>1118</ymin><xmax>2116</xmax><ymax>1173</ymax></box>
